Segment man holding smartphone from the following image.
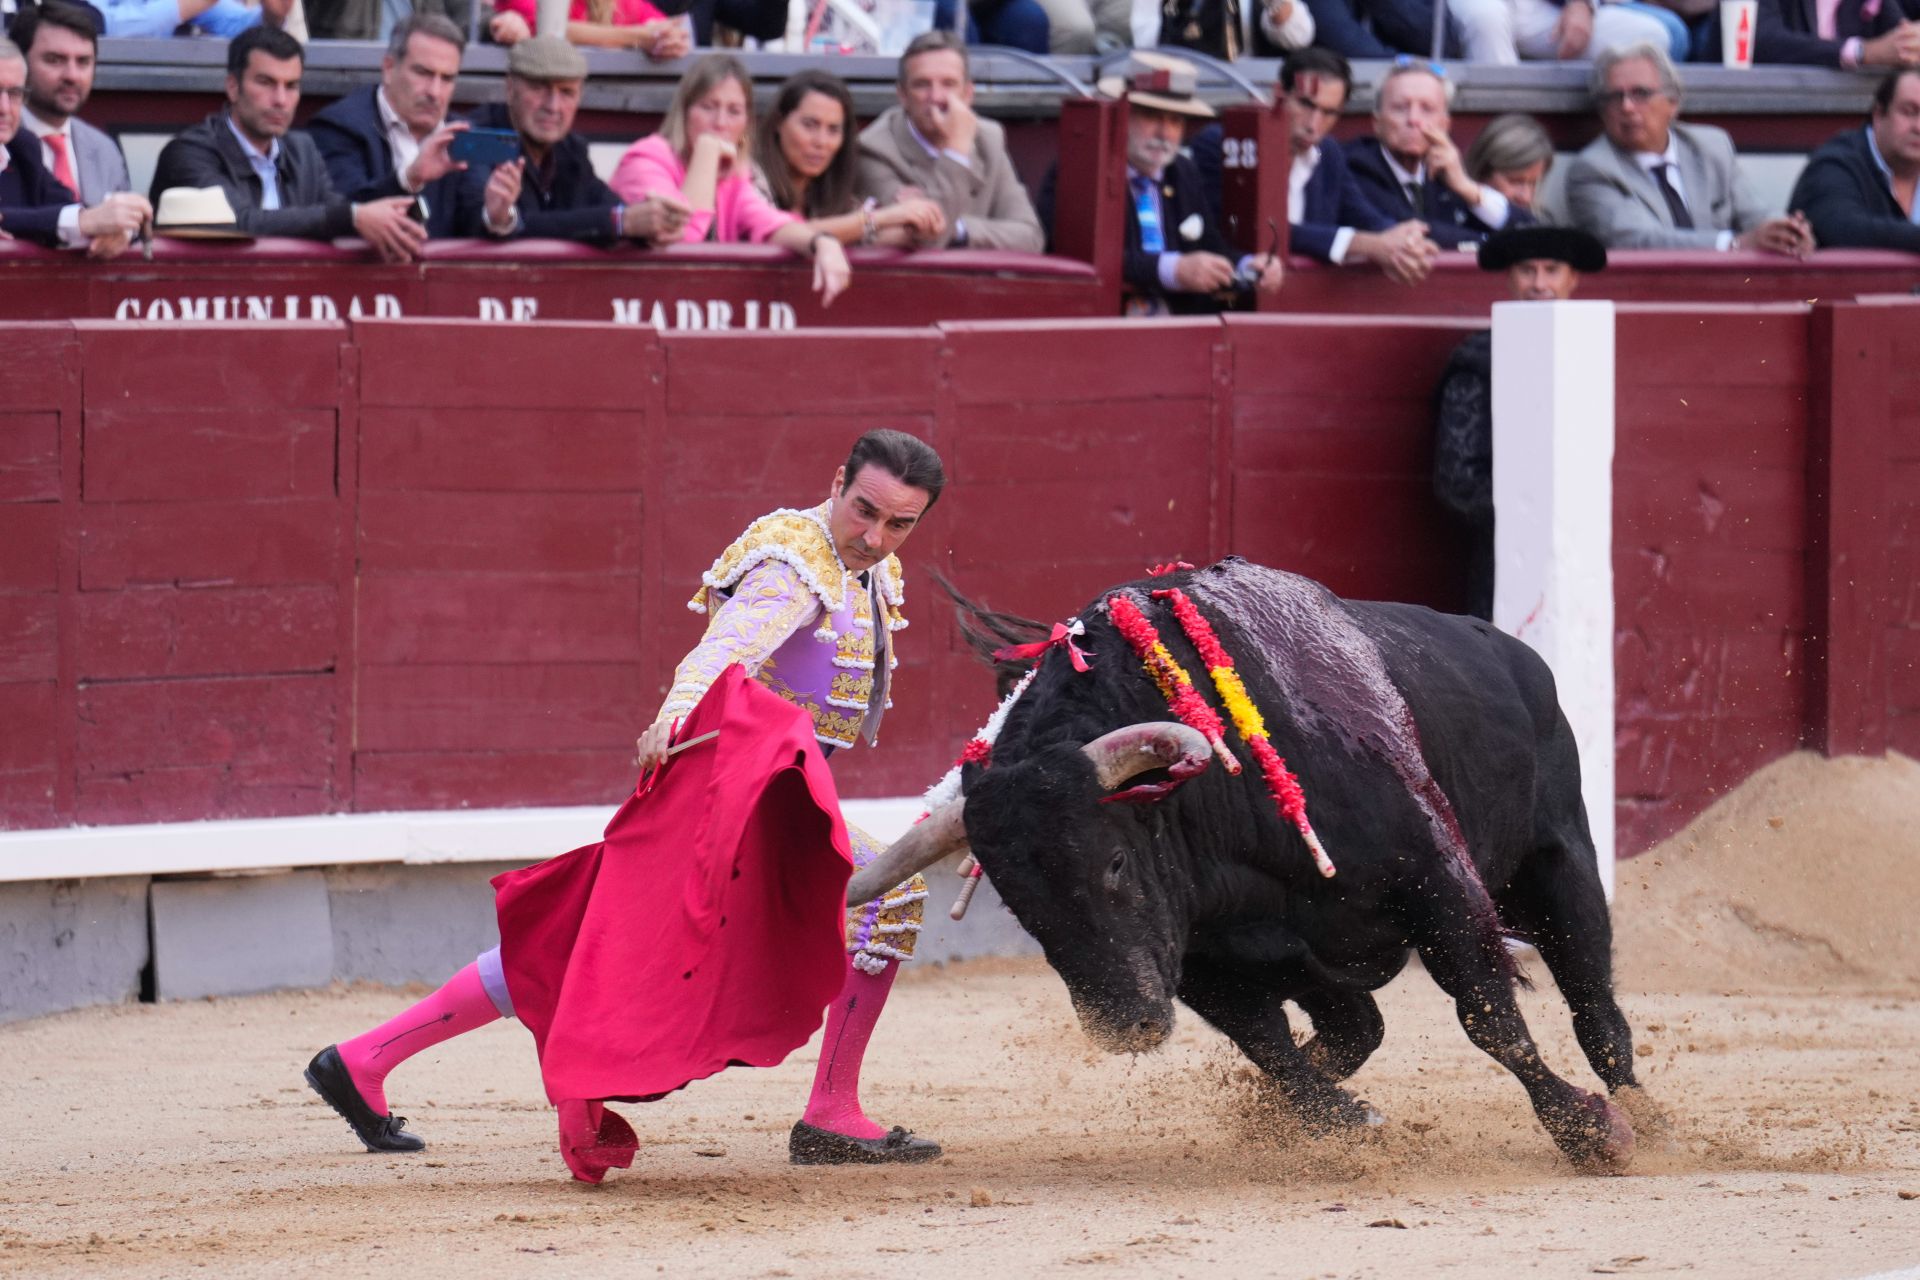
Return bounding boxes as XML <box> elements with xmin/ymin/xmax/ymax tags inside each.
<box><xmin>310</xmin><ymin>13</ymin><xmax>472</xmax><ymax>239</ymax></box>
<box><xmin>451</xmin><ymin>37</ymin><xmax>688</xmax><ymax>245</ymax></box>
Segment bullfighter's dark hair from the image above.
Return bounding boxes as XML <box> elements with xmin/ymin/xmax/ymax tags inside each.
<box><xmin>843</xmin><ymin>430</ymin><xmax>947</xmax><ymax>510</ymax></box>
<box><xmin>1279</xmin><ymin>47</ymin><xmax>1351</xmax><ymax>98</ymax></box>
<box><xmin>12</xmin><ymin>2</ymin><xmax>102</xmax><ymax>55</ymax></box>
<box><xmin>228</xmin><ymin>24</ymin><xmax>305</xmax><ymax>80</ymax></box>
<box><xmin>1872</xmin><ymin>65</ymin><xmax>1920</xmax><ymax>114</ymax></box>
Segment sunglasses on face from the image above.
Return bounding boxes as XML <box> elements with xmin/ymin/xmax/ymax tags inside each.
<box><xmin>1597</xmin><ymin>86</ymin><xmax>1663</xmax><ymax>109</ymax></box>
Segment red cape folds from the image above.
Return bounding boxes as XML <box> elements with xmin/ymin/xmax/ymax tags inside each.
<box><xmin>491</xmin><ymin>665</ymin><xmax>855</xmax><ymax>1111</ymax></box>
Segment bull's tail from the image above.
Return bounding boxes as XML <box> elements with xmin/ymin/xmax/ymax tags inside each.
<box><xmin>931</xmin><ymin>571</ymin><xmax>1052</xmax><ymax>698</ymax></box>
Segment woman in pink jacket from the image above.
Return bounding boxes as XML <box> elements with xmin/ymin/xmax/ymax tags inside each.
<box><xmin>611</xmin><ymin>54</ymin><xmax>853</xmax><ymax>307</ymax></box>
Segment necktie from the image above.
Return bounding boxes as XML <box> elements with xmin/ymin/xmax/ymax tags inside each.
<box><xmin>44</xmin><ymin>132</ymin><xmax>77</xmax><ymax>199</ymax></box>
<box><xmin>1403</xmin><ymin>180</ymin><xmax>1424</xmax><ymax>217</ymax></box>
<box><xmin>1651</xmin><ymin>163</ymin><xmax>1694</xmax><ymax>230</ymax></box>
<box><xmin>1132</xmin><ymin>176</ymin><xmax>1165</xmax><ymax>253</ymax></box>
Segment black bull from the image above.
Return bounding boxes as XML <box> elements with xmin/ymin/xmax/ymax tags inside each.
<box><xmin>850</xmin><ymin>558</ymin><xmax>1643</xmax><ymax>1171</ymax></box>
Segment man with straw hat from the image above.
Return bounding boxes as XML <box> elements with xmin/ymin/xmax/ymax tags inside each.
<box><xmin>1096</xmin><ymin>51</ymin><xmax>1283</xmax><ymax>314</ymax></box>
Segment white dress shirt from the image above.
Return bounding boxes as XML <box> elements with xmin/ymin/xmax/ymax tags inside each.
<box><xmin>1288</xmin><ymin>142</ymin><xmax>1356</xmax><ymax>265</ymax></box>
<box><xmin>377</xmin><ymin>86</ymin><xmax>426</xmax><ymax>193</ymax></box>
<box><xmin>1384</xmin><ymin>145</ymin><xmax>1510</xmax><ymax>239</ymax></box>
<box><xmin>1634</xmin><ymin>139</ymin><xmax>1736</xmax><ymax>250</ymax></box>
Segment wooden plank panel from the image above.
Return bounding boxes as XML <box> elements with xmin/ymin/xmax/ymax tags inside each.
<box><xmin>1614</xmin><ymin>309</ymin><xmax>1808</xmax><ymax>387</ymax></box>
<box><xmin>1615</xmin><ymin>387</ymin><xmax>1809</xmax><ymax>461</ymax></box>
<box><xmin>1614</xmin><ymin>466</ymin><xmax>1806</xmax><ymax>553</ymax></box>
<box><xmin>665</xmin><ymin>331</ymin><xmax>941</xmax><ymax>414</ymax></box>
<box><xmin>76</xmin><ymin>762</ymin><xmax>337</xmax><ymax>825</ymax></box>
<box><xmin>356</xmin><ymin>320</ymin><xmax>655</xmax><ymax>409</ymax></box>
<box><xmin>73</xmin><ymin>586</ymin><xmax>337</xmax><ymax>681</ymax></box>
<box><xmin>947</xmin><ymin>478</ymin><xmax>1211</xmax><ymax>570</ymax></box>
<box><xmin>356</xmin><ymin>575</ymin><xmax>640</xmax><ymax>664</ymax></box>
<box><xmin>355</xmin><ymin>663</ymin><xmax>643</xmax><ymax>751</ymax></box>
<box><xmin>0</xmin><ymin>325</ymin><xmax>78</xmax><ymax>409</ymax></box>
<box><xmin>77</xmin><ymin>674</ymin><xmax>336</xmax><ymax>772</ymax></box>
<box><xmin>1615</xmin><ymin>546</ymin><xmax>1804</xmax><ymax>630</ymax></box>
<box><xmin>0</xmin><ymin>682</ymin><xmax>56</xmax><ymax>772</ymax></box>
<box><xmin>1229</xmin><ymin>318</ymin><xmax>1475</xmax><ymax>397</ymax></box>
<box><xmin>0</xmin><ymin>768</ymin><xmax>59</xmax><ymax>829</ymax></box>
<box><xmin>0</xmin><ymin>411</ymin><xmax>61</xmax><ymax>503</ymax></box>
<box><xmin>360</xmin><ymin>407</ymin><xmax>646</xmax><ymax>492</ymax></box>
<box><xmin>82</xmin><ymin>409</ymin><xmax>336</xmax><ymax>502</ymax></box>
<box><xmin>1234</xmin><ymin>403</ymin><xmax>1438</xmax><ymax>476</ymax></box>
<box><xmin>950</xmin><ymin>400</ymin><xmax>1212</xmax><ymax>485</ymax></box>
<box><xmin>353</xmin><ymin>749</ymin><xmax>636</xmax><ymax>812</ymax></box>
<box><xmin>77</xmin><ymin>323</ymin><xmax>342</xmax><ymax>409</ymax></box>
<box><xmin>1615</xmin><ymin>712</ymin><xmax>1800</xmax><ymax>803</ymax></box>
<box><xmin>0</xmin><ymin>595</ymin><xmax>58</xmax><ymax>683</ymax></box>
<box><xmin>358</xmin><ymin>492</ymin><xmax>642</xmax><ymax>575</ymax></box>
<box><xmin>0</xmin><ymin>504</ymin><xmax>60</xmax><ymax>593</ymax></box>
<box><xmin>659</xmin><ymin>415</ymin><xmax>939</xmax><ymax>492</ymax></box>
<box><xmin>943</xmin><ymin>320</ymin><xmax>1217</xmax><ymax>404</ymax></box>
<box><xmin>79</xmin><ymin>500</ymin><xmax>343</xmax><ymax>590</ymax></box>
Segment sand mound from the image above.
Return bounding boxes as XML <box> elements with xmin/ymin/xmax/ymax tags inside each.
<box><xmin>1613</xmin><ymin>750</ymin><xmax>1920</xmax><ymax>993</ymax></box>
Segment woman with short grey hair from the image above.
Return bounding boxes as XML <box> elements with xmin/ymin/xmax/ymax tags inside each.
<box><xmin>1466</xmin><ymin>113</ymin><xmax>1556</xmax><ymax>214</ymax></box>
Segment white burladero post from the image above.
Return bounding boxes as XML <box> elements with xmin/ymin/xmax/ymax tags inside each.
<box><xmin>536</xmin><ymin>0</ymin><xmax>569</xmax><ymax>36</ymax></box>
<box><xmin>1490</xmin><ymin>299</ymin><xmax>1617</xmax><ymax>898</ymax></box>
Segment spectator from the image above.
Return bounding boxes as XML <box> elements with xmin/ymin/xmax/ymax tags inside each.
<box><xmin>1465</xmin><ymin>113</ymin><xmax>1552</xmax><ymax>214</ymax></box>
<box><xmin>1564</xmin><ymin>43</ymin><xmax>1813</xmax><ymax>254</ymax></box>
<box><xmin>1104</xmin><ymin>52</ymin><xmax>1283</xmax><ymax>313</ymax></box>
<box><xmin>1299</xmin><ymin>0</ymin><xmax>1446</xmax><ymax>59</ymax></box>
<box><xmin>856</xmin><ymin>30</ymin><xmax>1045</xmax><ymax>253</ymax></box>
<box><xmin>95</xmin><ymin>0</ymin><xmax>291</xmax><ymax>39</ymax></box>
<box><xmin>452</xmin><ymin>36</ymin><xmax>686</xmax><ymax>246</ymax></box>
<box><xmin>502</xmin><ymin>0</ymin><xmax>782</xmax><ymax>45</ymax></box>
<box><xmin>609</xmin><ymin>55</ymin><xmax>852</xmax><ymax>305</ymax></box>
<box><xmin>149</xmin><ymin>27</ymin><xmax>423</xmax><ymax>262</ymax></box>
<box><xmin>488</xmin><ymin>0</ymin><xmax>690</xmax><ymax>57</ymax></box>
<box><xmin>1</xmin><ymin>35</ymin><xmax>147</xmax><ymax>253</ymax></box>
<box><xmin>1749</xmin><ymin>0</ymin><xmax>1920</xmax><ymax>68</ymax></box>
<box><xmin>1432</xmin><ymin>224</ymin><xmax>1606</xmax><ymax>621</ymax></box>
<box><xmin>11</xmin><ymin>2</ymin><xmax>126</xmax><ymax>205</ymax></box>
<box><xmin>1346</xmin><ymin>59</ymin><xmax>1530</xmax><ymax>250</ymax></box>
<box><xmin>1790</xmin><ymin>66</ymin><xmax>1920</xmax><ymax>252</ymax></box>
<box><xmin>1447</xmin><ymin>0</ymin><xmax>1686</xmax><ymax>64</ymax></box>
<box><xmin>309</xmin><ymin>14</ymin><xmax>470</xmax><ymax>238</ymax></box>
<box><xmin>307</xmin><ymin>0</ymin><xmax>470</xmax><ymax>40</ymax></box>
<box><xmin>932</xmin><ymin>0</ymin><xmax>1051</xmax><ymax>53</ymax></box>
<box><xmin>755</xmin><ymin>69</ymin><xmax>946</xmax><ymax>247</ymax></box>
<box><xmin>1193</xmin><ymin>48</ymin><xmax>1435</xmax><ymax>283</ymax></box>
<box><xmin>1154</xmin><ymin>0</ymin><xmax>1314</xmax><ymax>57</ymax></box>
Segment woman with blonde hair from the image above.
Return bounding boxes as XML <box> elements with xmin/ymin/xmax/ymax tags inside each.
<box><xmin>611</xmin><ymin>54</ymin><xmax>853</xmax><ymax>305</ymax></box>
<box><xmin>1466</xmin><ymin>113</ymin><xmax>1556</xmax><ymax>215</ymax></box>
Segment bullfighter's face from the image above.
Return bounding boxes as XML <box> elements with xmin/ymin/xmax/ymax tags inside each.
<box><xmin>963</xmin><ymin>749</ymin><xmax>1184</xmax><ymax>1055</ymax></box>
<box><xmin>826</xmin><ymin>464</ymin><xmax>929</xmax><ymax>573</ymax></box>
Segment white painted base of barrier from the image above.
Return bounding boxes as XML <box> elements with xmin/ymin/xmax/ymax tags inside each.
<box><xmin>0</xmin><ymin>797</ymin><xmax>927</xmax><ymax>885</ymax></box>
<box><xmin>1491</xmin><ymin>298</ymin><xmax>1617</xmax><ymax>898</ymax></box>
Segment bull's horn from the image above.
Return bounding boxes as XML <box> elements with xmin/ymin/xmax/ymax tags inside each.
<box><xmin>1081</xmin><ymin>722</ymin><xmax>1212</xmax><ymax>790</ymax></box>
<box><xmin>844</xmin><ymin>800</ymin><xmax>969</xmax><ymax>906</ymax></box>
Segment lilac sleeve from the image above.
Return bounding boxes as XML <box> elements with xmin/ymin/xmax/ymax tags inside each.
<box><xmin>656</xmin><ymin>560</ymin><xmax>819</xmax><ymax>725</ymax></box>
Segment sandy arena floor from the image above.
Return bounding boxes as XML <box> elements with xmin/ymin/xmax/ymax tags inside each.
<box><xmin>3</xmin><ymin>752</ymin><xmax>1918</xmax><ymax>1280</ymax></box>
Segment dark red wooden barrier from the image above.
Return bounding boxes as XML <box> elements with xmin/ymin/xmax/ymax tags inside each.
<box><xmin>3</xmin><ymin>305</ymin><xmax>1915</xmax><ymax>858</ymax></box>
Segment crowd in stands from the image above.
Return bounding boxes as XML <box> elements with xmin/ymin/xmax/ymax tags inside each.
<box><xmin>4</xmin><ymin>0</ymin><xmax>1920</xmax><ymax>305</ymax></box>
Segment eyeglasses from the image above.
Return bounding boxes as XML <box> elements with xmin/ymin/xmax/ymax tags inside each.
<box><xmin>1597</xmin><ymin>86</ymin><xmax>1663</xmax><ymax>109</ymax></box>
<box><xmin>1392</xmin><ymin>54</ymin><xmax>1448</xmax><ymax>78</ymax></box>
<box><xmin>0</xmin><ymin>86</ymin><xmax>28</xmax><ymax>106</ymax></box>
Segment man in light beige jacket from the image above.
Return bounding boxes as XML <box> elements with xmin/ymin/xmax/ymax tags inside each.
<box><xmin>856</xmin><ymin>30</ymin><xmax>1045</xmax><ymax>253</ymax></box>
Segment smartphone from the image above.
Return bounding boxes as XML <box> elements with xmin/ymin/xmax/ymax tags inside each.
<box><xmin>450</xmin><ymin>127</ymin><xmax>523</xmax><ymax>168</ymax></box>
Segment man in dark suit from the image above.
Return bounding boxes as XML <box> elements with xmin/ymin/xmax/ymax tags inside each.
<box><xmin>1080</xmin><ymin>52</ymin><xmax>1283</xmax><ymax>315</ymax></box>
<box><xmin>1791</xmin><ymin>66</ymin><xmax>1920</xmax><ymax>252</ymax></box>
<box><xmin>1749</xmin><ymin>0</ymin><xmax>1920</xmax><ymax>68</ymax></box>
<box><xmin>1301</xmin><ymin>0</ymin><xmax>1447</xmax><ymax>58</ymax></box>
<box><xmin>148</xmin><ymin>25</ymin><xmax>425</xmax><ymax>261</ymax></box>
<box><xmin>1346</xmin><ymin>59</ymin><xmax>1532</xmax><ymax>250</ymax></box>
<box><xmin>453</xmin><ymin>37</ymin><xmax>685</xmax><ymax>244</ymax></box>
<box><xmin>1</xmin><ymin>34</ymin><xmax>145</xmax><ymax>253</ymax></box>
<box><xmin>1193</xmin><ymin>48</ymin><xmax>1436</xmax><ymax>284</ymax></box>
<box><xmin>309</xmin><ymin>13</ymin><xmax>469</xmax><ymax>239</ymax></box>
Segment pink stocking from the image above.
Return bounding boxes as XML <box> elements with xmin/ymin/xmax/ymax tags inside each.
<box><xmin>335</xmin><ymin>962</ymin><xmax>501</xmax><ymax>1115</ymax></box>
<box><xmin>800</xmin><ymin>955</ymin><xmax>897</xmax><ymax>1139</ymax></box>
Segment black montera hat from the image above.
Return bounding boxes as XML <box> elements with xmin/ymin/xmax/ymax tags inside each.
<box><xmin>1477</xmin><ymin>225</ymin><xmax>1608</xmax><ymax>273</ymax></box>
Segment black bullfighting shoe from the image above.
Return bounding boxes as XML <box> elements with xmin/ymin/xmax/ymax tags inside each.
<box><xmin>788</xmin><ymin>1120</ymin><xmax>942</xmax><ymax>1165</ymax></box>
<box><xmin>304</xmin><ymin>1045</ymin><xmax>426</xmax><ymax>1153</ymax></box>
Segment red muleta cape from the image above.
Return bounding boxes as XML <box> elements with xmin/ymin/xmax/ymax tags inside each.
<box><xmin>491</xmin><ymin>666</ymin><xmax>854</xmax><ymax>1175</ymax></box>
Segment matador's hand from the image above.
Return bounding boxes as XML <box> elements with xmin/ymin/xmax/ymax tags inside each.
<box><xmin>634</xmin><ymin>719</ymin><xmax>674</xmax><ymax>772</ymax></box>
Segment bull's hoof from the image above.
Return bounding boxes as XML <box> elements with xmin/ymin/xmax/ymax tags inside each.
<box><xmin>1550</xmin><ymin>1091</ymin><xmax>1635</xmax><ymax>1174</ymax></box>
<box><xmin>1297</xmin><ymin>1088</ymin><xmax>1386</xmax><ymax>1135</ymax></box>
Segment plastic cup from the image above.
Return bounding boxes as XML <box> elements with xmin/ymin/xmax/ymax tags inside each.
<box><xmin>1721</xmin><ymin>0</ymin><xmax>1757</xmax><ymax>68</ymax></box>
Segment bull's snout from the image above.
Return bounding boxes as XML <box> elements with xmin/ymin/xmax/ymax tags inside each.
<box><xmin>1073</xmin><ymin>998</ymin><xmax>1175</xmax><ymax>1055</ymax></box>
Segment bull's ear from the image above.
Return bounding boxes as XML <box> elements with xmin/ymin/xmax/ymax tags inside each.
<box><xmin>960</xmin><ymin>758</ymin><xmax>988</xmax><ymax>793</ymax></box>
